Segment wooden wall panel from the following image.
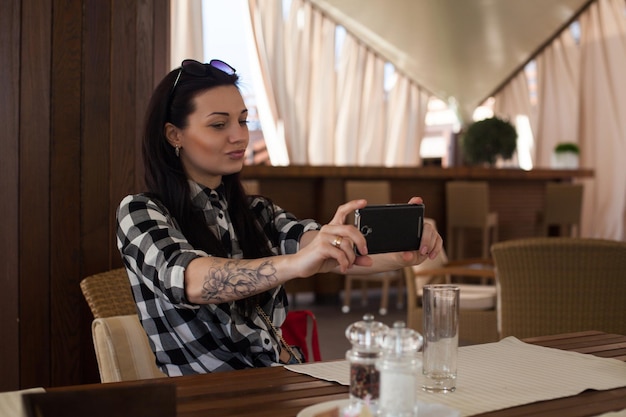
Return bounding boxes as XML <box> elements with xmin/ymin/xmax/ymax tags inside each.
<box><xmin>0</xmin><ymin>0</ymin><xmax>21</xmax><ymax>392</ymax></box>
<box><xmin>0</xmin><ymin>0</ymin><xmax>170</xmax><ymax>390</ymax></box>
<box><xmin>80</xmin><ymin>0</ymin><xmax>113</xmax><ymax>384</ymax></box>
<box><xmin>50</xmin><ymin>0</ymin><xmax>84</xmax><ymax>387</ymax></box>
<box><xmin>19</xmin><ymin>0</ymin><xmax>53</xmax><ymax>389</ymax></box>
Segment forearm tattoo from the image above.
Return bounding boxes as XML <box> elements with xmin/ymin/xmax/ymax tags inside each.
<box><xmin>201</xmin><ymin>259</ymin><xmax>278</xmax><ymax>302</ymax></box>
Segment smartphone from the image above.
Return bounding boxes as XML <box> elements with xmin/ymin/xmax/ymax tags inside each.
<box><xmin>354</xmin><ymin>203</ymin><xmax>425</xmax><ymax>254</ymax></box>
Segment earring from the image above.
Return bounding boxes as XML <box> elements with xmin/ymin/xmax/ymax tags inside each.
<box><xmin>175</xmin><ymin>145</ymin><xmax>180</xmax><ymax>158</ymax></box>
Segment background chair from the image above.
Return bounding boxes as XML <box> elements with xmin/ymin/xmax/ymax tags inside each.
<box><xmin>404</xmin><ymin>220</ymin><xmax>499</xmax><ymax>344</ymax></box>
<box><xmin>281</xmin><ymin>310</ymin><xmax>322</xmax><ymax>362</ymax></box>
<box><xmin>80</xmin><ymin>268</ymin><xmax>166</xmax><ymax>382</ymax></box>
<box><xmin>536</xmin><ymin>182</ymin><xmax>584</xmax><ymax>237</ymax></box>
<box><xmin>445</xmin><ymin>181</ymin><xmax>498</xmax><ymax>261</ymax></box>
<box><xmin>492</xmin><ymin>237</ymin><xmax>626</xmax><ymax>339</ymax></box>
<box><xmin>341</xmin><ymin>180</ymin><xmax>404</xmax><ymax>315</ymax></box>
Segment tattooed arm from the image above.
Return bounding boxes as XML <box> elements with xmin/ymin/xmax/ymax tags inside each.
<box><xmin>184</xmin><ymin>256</ymin><xmax>299</xmax><ymax>304</ymax></box>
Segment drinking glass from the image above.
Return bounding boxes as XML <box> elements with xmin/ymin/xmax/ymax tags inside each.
<box><xmin>421</xmin><ymin>284</ymin><xmax>459</xmax><ymax>392</ymax></box>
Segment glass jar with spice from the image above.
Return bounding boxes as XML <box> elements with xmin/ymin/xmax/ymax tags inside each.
<box><xmin>344</xmin><ymin>314</ymin><xmax>389</xmax><ymax>416</ymax></box>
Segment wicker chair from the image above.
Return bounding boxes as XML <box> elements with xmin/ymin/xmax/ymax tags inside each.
<box><xmin>536</xmin><ymin>182</ymin><xmax>584</xmax><ymax>237</ymax></box>
<box><xmin>492</xmin><ymin>237</ymin><xmax>626</xmax><ymax>339</ymax></box>
<box><xmin>80</xmin><ymin>268</ymin><xmax>165</xmax><ymax>382</ymax></box>
<box><xmin>445</xmin><ymin>181</ymin><xmax>498</xmax><ymax>261</ymax></box>
<box><xmin>80</xmin><ymin>268</ymin><xmax>137</xmax><ymax>318</ymax></box>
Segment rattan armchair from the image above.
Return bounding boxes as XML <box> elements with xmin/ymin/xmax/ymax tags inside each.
<box><xmin>80</xmin><ymin>268</ymin><xmax>137</xmax><ymax>318</ymax></box>
<box><xmin>492</xmin><ymin>237</ymin><xmax>626</xmax><ymax>339</ymax></box>
<box><xmin>80</xmin><ymin>268</ymin><xmax>165</xmax><ymax>382</ymax></box>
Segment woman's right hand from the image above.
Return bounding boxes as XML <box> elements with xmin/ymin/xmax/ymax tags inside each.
<box><xmin>294</xmin><ymin>199</ymin><xmax>372</xmax><ymax>276</ymax></box>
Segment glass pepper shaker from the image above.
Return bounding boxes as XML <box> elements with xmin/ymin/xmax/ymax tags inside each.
<box><xmin>377</xmin><ymin>321</ymin><xmax>424</xmax><ymax>417</ymax></box>
<box><xmin>344</xmin><ymin>314</ymin><xmax>389</xmax><ymax>416</ymax></box>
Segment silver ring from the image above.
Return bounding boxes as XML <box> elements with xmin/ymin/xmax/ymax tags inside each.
<box><xmin>332</xmin><ymin>236</ymin><xmax>343</xmax><ymax>248</ymax></box>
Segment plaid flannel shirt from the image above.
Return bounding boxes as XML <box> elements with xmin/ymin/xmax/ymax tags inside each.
<box><xmin>116</xmin><ymin>181</ymin><xmax>321</xmax><ymax>375</ymax></box>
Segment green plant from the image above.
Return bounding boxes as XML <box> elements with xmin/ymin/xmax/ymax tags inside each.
<box><xmin>462</xmin><ymin>117</ymin><xmax>518</xmax><ymax>166</ymax></box>
<box><xmin>554</xmin><ymin>142</ymin><xmax>580</xmax><ymax>154</ymax></box>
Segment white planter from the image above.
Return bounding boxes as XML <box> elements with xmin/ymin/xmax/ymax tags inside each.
<box><xmin>551</xmin><ymin>152</ymin><xmax>579</xmax><ymax>169</ymax></box>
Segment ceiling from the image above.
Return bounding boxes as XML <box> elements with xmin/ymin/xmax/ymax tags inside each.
<box><xmin>309</xmin><ymin>0</ymin><xmax>594</xmax><ymax>120</ymax></box>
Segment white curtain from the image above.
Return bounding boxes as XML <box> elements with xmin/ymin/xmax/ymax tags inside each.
<box><xmin>534</xmin><ymin>28</ymin><xmax>581</xmax><ymax>168</ymax></box>
<box><xmin>247</xmin><ymin>0</ymin><xmax>429</xmax><ymax>167</ymax></box>
<box><xmin>170</xmin><ymin>0</ymin><xmax>204</xmax><ymax>68</ymax></box>
<box><xmin>334</xmin><ymin>36</ymin><xmax>367</xmax><ymax>165</ymax></box>
<box><xmin>246</xmin><ymin>0</ymin><xmax>290</xmax><ymax>165</ymax></box>
<box><xmin>492</xmin><ymin>70</ymin><xmax>533</xmax><ymax>168</ymax></box>
<box><xmin>307</xmin><ymin>12</ymin><xmax>337</xmax><ymax>165</ymax></box>
<box><xmin>385</xmin><ymin>74</ymin><xmax>430</xmax><ymax>166</ymax></box>
<box><xmin>578</xmin><ymin>0</ymin><xmax>626</xmax><ymax>240</ymax></box>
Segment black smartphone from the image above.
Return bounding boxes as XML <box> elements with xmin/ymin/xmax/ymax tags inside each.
<box><xmin>354</xmin><ymin>203</ymin><xmax>425</xmax><ymax>254</ymax></box>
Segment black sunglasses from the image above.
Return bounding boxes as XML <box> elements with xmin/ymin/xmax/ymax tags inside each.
<box><xmin>171</xmin><ymin>59</ymin><xmax>236</xmax><ymax>94</ymax></box>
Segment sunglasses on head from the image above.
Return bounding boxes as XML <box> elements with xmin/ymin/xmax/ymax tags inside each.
<box><xmin>166</xmin><ymin>59</ymin><xmax>236</xmax><ymax>121</ymax></box>
<box><xmin>171</xmin><ymin>59</ymin><xmax>236</xmax><ymax>94</ymax></box>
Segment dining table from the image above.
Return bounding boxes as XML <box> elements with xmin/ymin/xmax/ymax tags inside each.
<box><xmin>47</xmin><ymin>330</ymin><xmax>626</xmax><ymax>417</ymax></box>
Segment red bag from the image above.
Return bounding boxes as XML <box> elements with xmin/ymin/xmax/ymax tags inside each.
<box><xmin>280</xmin><ymin>310</ymin><xmax>322</xmax><ymax>362</ymax></box>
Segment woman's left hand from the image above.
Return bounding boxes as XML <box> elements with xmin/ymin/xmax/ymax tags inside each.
<box><xmin>396</xmin><ymin>196</ymin><xmax>443</xmax><ymax>265</ymax></box>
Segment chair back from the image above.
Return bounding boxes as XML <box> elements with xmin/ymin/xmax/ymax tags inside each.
<box><xmin>345</xmin><ymin>180</ymin><xmax>391</xmax><ymax>225</ymax></box>
<box><xmin>541</xmin><ymin>183</ymin><xmax>584</xmax><ymax>237</ymax></box>
<box><xmin>80</xmin><ymin>268</ymin><xmax>137</xmax><ymax>318</ymax></box>
<box><xmin>80</xmin><ymin>268</ymin><xmax>165</xmax><ymax>382</ymax></box>
<box><xmin>281</xmin><ymin>310</ymin><xmax>322</xmax><ymax>362</ymax></box>
<box><xmin>446</xmin><ymin>181</ymin><xmax>490</xmax><ymax>228</ymax></box>
<box><xmin>492</xmin><ymin>237</ymin><xmax>626</xmax><ymax>339</ymax></box>
<box><xmin>92</xmin><ymin>315</ymin><xmax>166</xmax><ymax>382</ymax></box>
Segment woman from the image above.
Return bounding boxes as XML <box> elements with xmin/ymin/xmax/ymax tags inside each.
<box><xmin>116</xmin><ymin>59</ymin><xmax>442</xmax><ymax>376</ymax></box>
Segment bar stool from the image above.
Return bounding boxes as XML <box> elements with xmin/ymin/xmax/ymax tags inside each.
<box><xmin>341</xmin><ymin>180</ymin><xmax>404</xmax><ymax>315</ymax></box>
<box><xmin>445</xmin><ymin>181</ymin><xmax>498</xmax><ymax>260</ymax></box>
<box><xmin>536</xmin><ymin>182</ymin><xmax>583</xmax><ymax>237</ymax></box>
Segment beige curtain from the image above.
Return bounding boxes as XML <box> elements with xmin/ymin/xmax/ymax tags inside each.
<box><xmin>492</xmin><ymin>70</ymin><xmax>533</xmax><ymax>168</ymax></box>
<box><xmin>334</xmin><ymin>35</ymin><xmax>367</xmax><ymax>165</ymax></box>
<box><xmin>307</xmin><ymin>12</ymin><xmax>337</xmax><ymax>165</ymax></box>
<box><xmin>385</xmin><ymin>74</ymin><xmax>430</xmax><ymax>166</ymax></box>
<box><xmin>170</xmin><ymin>0</ymin><xmax>204</xmax><ymax>68</ymax></box>
<box><xmin>246</xmin><ymin>0</ymin><xmax>290</xmax><ymax>165</ymax></box>
<box><xmin>534</xmin><ymin>28</ymin><xmax>581</xmax><ymax>168</ymax></box>
<box><xmin>578</xmin><ymin>0</ymin><xmax>626</xmax><ymax>240</ymax></box>
<box><xmin>248</xmin><ymin>0</ymin><xmax>429</xmax><ymax>167</ymax></box>
<box><xmin>282</xmin><ymin>0</ymin><xmax>313</xmax><ymax>164</ymax></box>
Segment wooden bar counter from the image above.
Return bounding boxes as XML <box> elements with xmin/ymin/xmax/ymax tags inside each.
<box><xmin>241</xmin><ymin>165</ymin><xmax>593</xmax><ymax>296</ymax></box>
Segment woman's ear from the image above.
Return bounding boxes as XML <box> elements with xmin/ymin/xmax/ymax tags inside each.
<box><xmin>164</xmin><ymin>122</ymin><xmax>182</xmax><ymax>149</ymax></box>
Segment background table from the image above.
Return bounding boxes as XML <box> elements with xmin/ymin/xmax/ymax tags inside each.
<box><xmin>50</xmin><ymin>331</ymin><xmax>626</xmax><ymax>417</ymax></box>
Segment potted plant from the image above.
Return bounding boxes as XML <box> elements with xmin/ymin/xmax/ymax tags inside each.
<box><xmin>461</xmin><ymin>117</ymin><xmax>518</xmax><ymax>166</ymax></box>
<box><xmin>552</xmin><ymin>142</ymin><xmax>580</xmax><ymax>169</ymax></box>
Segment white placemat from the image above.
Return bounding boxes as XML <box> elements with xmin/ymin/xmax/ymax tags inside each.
<box><xmin>286</xmin><ymin>336</ymin><xmax>626</xmax><ymax>417</ymax></box>
<box><xmin>0</xmin><ymin>387</ymin><xmax>46</xmax><ymax>417</ymax></box>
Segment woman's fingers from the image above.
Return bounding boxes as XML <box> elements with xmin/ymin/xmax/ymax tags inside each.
<box><xmin>419</xmin><ymin>221</ymin><xmax>443</xmax><ymax>259</ymax></box>
<box><xmin>329</xmin><ymin>199</ymin><xmax>367</xmax><ymax>226</ymax></box>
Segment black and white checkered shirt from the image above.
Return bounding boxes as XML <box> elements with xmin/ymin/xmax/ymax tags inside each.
<box><xmin>116</xmin><ymin>181</ymin><xmax>321</xmax><ymax>375</ymax></box>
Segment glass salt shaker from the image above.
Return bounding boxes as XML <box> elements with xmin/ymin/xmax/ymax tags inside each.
<box><xmin>344</xmin><ymin>314</ymin><xmax>389</xmax><ymax>416</ymax></box>
<box><xmin>377</xmin><ymin>321</ymin><xmax>424</xmax><ymax>417</ymax></box>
